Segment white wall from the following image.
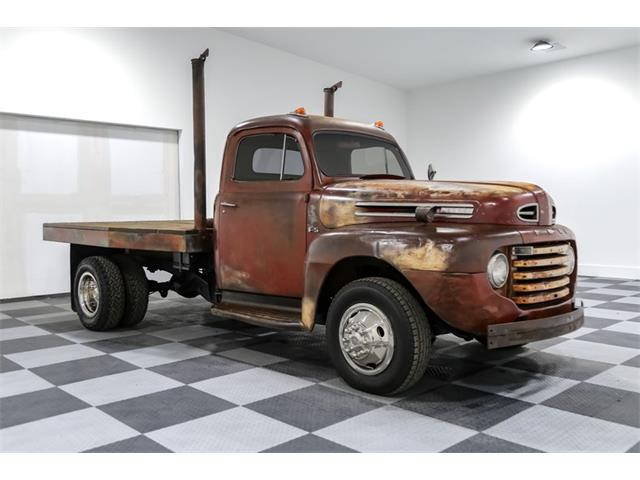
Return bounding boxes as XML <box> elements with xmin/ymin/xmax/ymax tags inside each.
<box><xmin>0</xmin><ymin>28</ymin><xmax>408</xmax><ymax>220</ymax></box>
<box><xmin>407</xmin><ymin>46</ymin><xmax>640</xmax><ymax>279</ymax></box>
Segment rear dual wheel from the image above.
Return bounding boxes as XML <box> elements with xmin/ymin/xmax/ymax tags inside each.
<box><xmin>74</xmin><ymin>256</ymin><xmax>148</xmax><ymax>331</ymax></box>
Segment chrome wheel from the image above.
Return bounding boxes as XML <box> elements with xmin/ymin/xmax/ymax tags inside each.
<box><xmin>78</xmin><ymin>271</ymin><xmax>99</xmax><ymax>318</ymax></box>
<box><xmin>339</xmin><ymin>303</ymin><xmax>395</xmax><ymax>376</ymax></box>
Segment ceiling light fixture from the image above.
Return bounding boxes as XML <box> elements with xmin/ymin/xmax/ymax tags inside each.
<box><xmin>531</xmin><ymin>40</ymin><xmax>555</xmax><ymax>52</ymax></box>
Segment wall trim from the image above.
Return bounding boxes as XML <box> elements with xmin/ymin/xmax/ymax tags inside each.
<box><xmin>578</xmin><ymin>263</ymin><xmax>640</xmax><ymax>280</ymax></box>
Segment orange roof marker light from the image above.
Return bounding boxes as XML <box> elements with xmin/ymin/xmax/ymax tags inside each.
<box><xmin>292</xmin><ymin>107</ymin><xmax>307</xmax><ymax>116</ymax></box>
<box><xmin>374</xmin><ymin>120</ymin><xmax>385</xmax><ymax>129</ymax></box>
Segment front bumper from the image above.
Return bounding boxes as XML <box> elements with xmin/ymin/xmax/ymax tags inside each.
<box><xmin>486</xmin><ymin>303</ymin><xmax>584</xmax><ymax>349</ymax></box>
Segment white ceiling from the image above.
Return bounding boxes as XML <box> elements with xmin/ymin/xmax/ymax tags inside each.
<box><xmin>223</xmin><ymin>28</ymin><xmax>640</xmax><ymax>89</ymax></box>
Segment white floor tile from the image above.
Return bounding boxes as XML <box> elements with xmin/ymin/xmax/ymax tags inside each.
<box><xmin>18</xmin><ymin>312</ymin><xmax>77</xmax><ymax>324</ymax></box>
<box><xmin>561</xmin><ymin>327</ymin><xmax>597</xmax><ymax>339</ymax></box>
<box><xmin>584</xmin><ymin>308</ymin><xmax>639</xmax><ymax>321</ymax></box>
<box><xmin>612</xmin><ymin>296</ymin><xmax>640</xmax><ymax>305</ymax></box>
<box><xmin>0</xmin><ymin>300</ymin><xmax>49</xmax><ymax>311</ymax></box>
<box><xmin>316</xmin><ymin>405</ymin><xmax>476</xmax><ymax>452</ymax></box>
<box><xmin>60</xmin><ymin>369</ymin><xmax>182</xmax><ymax>406</ymax></box>
<box><xmin>620</xmin><ymin>281</ymin><xmax>640</xmax><ymax>287</ymax></box>
<box><xmin>6</xmin><ymin>344</ymin><xmax>104</xmax><ymax>369</ymax></box>
<box><xmin>191</xmin><ymin>367</ymin><xmax>312</xmax><ymax>405</ymax></box>
<box><xmin>585</xmin><ymin>288</ymin><xmax>639</xmax><ymax>297</ymax></box>
<box><xmin>455</xmin><ymin>367</ymin><xmax>579</xmax><ymax>404</ymax></box>
<box><xmin>486</xmin><ymin>405</ymin><xmax>639</xmax><ymax>452</ymax></box>
<box><xmin>149</xmin><ymin>325</ymin><xmax>230</xmax><ymax>342</ymax></box>
<box><xmin>587</xmin><ymin>365</ymin><xmax>640</xmax><ymax>394</ymax></box>
<box><xmin>58</xmin><ymin>329</ymin><xmax>140</xmax><ymax>344</ymax></box>
<box><xmin>544</xmin><ymin>339</ymin><xmax>638</xmax><ymax>365</ymax></box>
<box><xmin>574</xmin><ymin>298</ymin><xmax>606</xmax><ymax>308</ymax></box>
<box><xmin>218</xmin><ymin>347</ymin><xmax>287</xmax><ymax>366</ymax></box>
<box><xmin>0</xmin><ymin>408</ymin><xmax>138</xmax><ymax>452</ymax></box>
<box><xmin>0</xmin><ymin>312</ymin><xmax>10</xmax><ymax>320</ymax></box>
<box><xmin>0</xmin><ymin>370</ymin><xmax>53</xmax><ymax>398</ymax></box>
<box><xmin>605</xmin><ymin>321</ymin><xmax>640</xmax><ymax>336</ymax></box>
<box><xmin>0</xmin><ymin>325</ymin><xmax>49</xmax><ymax>341</ymax></box>
<box><xmin>147</xmin><ymin>407</ymin><xmax>305</xmax><ymax>452</ymax></box>
<box><xmin>577</xmin><ymin>281</ymin><xmax>614</xmax><ymax>289</ymax></box>
<box><xmin>111</xmin><ymin>342</ymin><xmax>210</xmax><ymax>368</ymax></box>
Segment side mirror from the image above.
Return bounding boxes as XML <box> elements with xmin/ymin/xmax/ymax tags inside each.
<box><xmin>428</xmin><ymin>163</ymin><xmax>437</xmax><ymax>180</ymax></box>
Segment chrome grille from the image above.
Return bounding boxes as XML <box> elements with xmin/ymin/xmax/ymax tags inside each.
<box><xmin>510</xmin><ymin>242</ymin><xmax>573</xmax><ymax>307</ymax></box>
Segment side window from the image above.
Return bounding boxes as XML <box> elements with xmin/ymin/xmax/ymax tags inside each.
<box><xmin>234</xmin><ymin>134</ymin><xmax>304</xmax><ymax>181</ymax></box>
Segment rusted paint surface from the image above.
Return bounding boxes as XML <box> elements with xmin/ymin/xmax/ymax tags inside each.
<box><xmin>318</xmin><ymin>179</ymin><xmax>553</xmax><ymax>229</ymax></box>
<box><xmin>378</xmin><ymin>238</ymin><xmax>452</xmax><ymax>271</ymax></box>
<box><xmin>512</xmin><ymin>287</ymin><xmax>571</xmax><ymax>305</ymax></box>
<box><xmin>43</xmin><ymin>221</ymin><xmax>213</xmax><ymax>253</ymax></box>
<box><xmin>512</xmin><ymin>277</ymin><xmax>570</xmax><ymax>292</ymax></box>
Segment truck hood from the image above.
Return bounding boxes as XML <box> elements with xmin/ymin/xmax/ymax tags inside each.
<box><xmin>318</xmin><ymin>179</ymin><xmax>555</xmax><ymax>228</ymax></box>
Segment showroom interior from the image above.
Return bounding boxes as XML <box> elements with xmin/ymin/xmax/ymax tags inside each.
<box><xmin>0</xmin><ymin>27</ymin><xmax>639</xmax><ymax>453</ymax></box>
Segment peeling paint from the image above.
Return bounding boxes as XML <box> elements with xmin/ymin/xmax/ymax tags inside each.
<box><xmin>379</xmin><ymin>239</ymin><xmax>451</xmax><ymax>271</ymax></box>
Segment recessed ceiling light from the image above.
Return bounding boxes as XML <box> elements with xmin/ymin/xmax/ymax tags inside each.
<box><xmin>531</xmin><ymin>40</ymin><xmax>555</xmax><ymax>52</ymax></box>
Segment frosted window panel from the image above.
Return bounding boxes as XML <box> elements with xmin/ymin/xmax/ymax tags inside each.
<box><xmin>17</xmin><ymin>130</ymin><xmax>79</xmax><ymax>194</ymax></box>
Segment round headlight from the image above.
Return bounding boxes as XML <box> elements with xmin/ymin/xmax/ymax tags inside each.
<box><xmin>487</xmin><ymin>252</ymin><xmax>509</xmax><ymax>289</ymax></box>
<box><xmin>565</xmin><ymin>246</ymin><xmax>576</xmax><ymax>275</ymax></box>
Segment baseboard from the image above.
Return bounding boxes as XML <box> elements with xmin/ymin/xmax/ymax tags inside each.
<box><xmin>578</xmin><ymin>263</ymin><xmax>640</xmax><ymax>280</ymax></box>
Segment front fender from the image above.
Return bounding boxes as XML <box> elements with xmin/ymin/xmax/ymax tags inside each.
<box><xmin>301</xmin><ymin>224</ymin><xmax>520</xmax><ymax>330</ymax></box>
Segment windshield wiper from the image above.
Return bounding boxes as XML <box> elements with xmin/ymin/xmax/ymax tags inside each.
<box><xmin>358</xmin><ymin>174</ymin><xmax>406</xmax><ymax>180</ymax></box>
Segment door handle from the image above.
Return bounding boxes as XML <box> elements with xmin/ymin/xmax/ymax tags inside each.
<box><xmin>221</xmin><ymin>202</ymin><xmax>237</xmax><ymax>208</ymax></box>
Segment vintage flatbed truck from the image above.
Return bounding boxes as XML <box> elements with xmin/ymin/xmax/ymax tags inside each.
<box><xmin>43</xmin><ymin>49</ymin><xmax>583</xmax><ymax>395</ymax></box>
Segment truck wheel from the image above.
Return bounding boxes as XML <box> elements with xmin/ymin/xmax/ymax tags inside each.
<box><xmin>74</xmin><ymin>256</ymin><xmax>125</xmax><ymax>331</ymax></box>
<box><xmin>326</xmin><ymin>277</ymin><xmax>431</xmax><ymax>396</ymax></box>
<box><xmin>114</xmin><ymin>256</ymin><xmax>149</xmax><ymax>328</ymax></box>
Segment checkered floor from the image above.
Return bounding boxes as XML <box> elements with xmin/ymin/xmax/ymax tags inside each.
<box><xmin>1</xmin><ymin>276</ymin><xmax>639</xmax><ymax>453</ymax></box>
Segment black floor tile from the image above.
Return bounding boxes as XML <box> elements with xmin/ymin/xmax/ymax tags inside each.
<box><xmin>263</xmin><ymin>434</ymin><xmax>356</xmax><ymax>453</ymax></box>
<box><xmin>395</xmin><ymin>384</ymin><xmax>533</xmax><ymax>431</ymax></box>
<box><xmin>596</xmin><ymin>302</ymin><xmax>640</xmax><ymax>314</ymax></box>
<box><xmin>265</xmin><ymin>358</ymin><xmax>338</xmax><ymax>383</ymax></box>
<box><xmin>31</xmin><ymin>355</ymin><xmax>138</xmax><ymax>385</ymax></box>
<box><xmin>0</xmin><ymin>334</ymin><xmax>72</xmax><ymax>355</ymax></box>
<box><xmin>150</xmin><ymin>354</ymin><xmax>252</xmax><ymax>384</ymax></box>
<box><xmin>247</xmin><ymin>385</ymin><xmax>382</xmax><ymax>431</ymax></box>
<box><xmin>100</xmin><ymin>386</ymin><xmax>235</xmax><ymax>433</ymax></box>
<box><xmin>577</xmin><ymin>293</ymin><xmax>627</xmax><ymax>302</ymax></box>
<box><xmin>38</xmin><ymin>320</ymin><xmax>85</xmax><ymax>333</ymax></box>
<box><xmin>2</xmin><ymin>306</ymin><xmax>67</xmax><ymax>318</ymax></box>
<box><xmin>622</xmin><ymin>355</ymin><xmax>640</xmax><ymax>368</ymax></box>
<box><xmin>0</xmin><ymin>387</ymin><xmax>89</xmax><ymax>428</ymax></box>
<box><xmin>0</xmin><ymin>355</ymin><xmax>21</xmax><ymax>373</ymax></box>
<box><xmin>443</xmin><ymin>433</ymin><xmax>541</xmax><ymax>453</ymax></box>
<box><xmin>503</xmin><ymin>351</ymin><xmax>612</xmax><ymax>381</ymax></box>
<box><xmin>543</xmin><ymin>382</ymin><xmax>640</xmax><ymax>428</ymax></box>
<box><xmin>579</xmin><ymin>330</ymin><xmax>640</xmax><ymax>349</ymax></box>
<box><xmin>0</xmin><ymin>318</ymin><xmax>28</xmax><ymax>329</ymax></box>
<box><xmin>583</xmin><ymin>316</ymin><xmax>621</xmax><ymax>329</ymax></box>
<box><xmin>84</xmin><ymin>334</ymin><xmax>169</xmax><ymax>353</ymax></box>
<box><xmin>85</xmin><ymin>435</ymin><xmax>171</xmax><ymax>453</ymax></box>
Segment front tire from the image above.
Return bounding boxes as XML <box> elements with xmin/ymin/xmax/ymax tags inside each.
<box><xmin>74</xmin><ymin>256</ymin><xmax>125</xmax><ymax>331</ymax></box>
<box><xmin>326</xmin><ymin>277</ymin><xmax>431</xmax><ymax>396</ymax></box>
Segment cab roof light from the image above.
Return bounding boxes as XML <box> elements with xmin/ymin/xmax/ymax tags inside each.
<box><xmin>292</xmin><ymin>107</ymin><xmax>307</xmax><ymax>116</ymax></box>
<box><xmin>374</xmin><ymin>120</ymin><xmax>385</xmax><ymax>129</ymax></box>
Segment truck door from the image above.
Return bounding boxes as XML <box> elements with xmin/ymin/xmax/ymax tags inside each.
<box><xmin>215</xmin><ymin>128</ymin><xmax>311</xmax><ymax>298</ymax></box>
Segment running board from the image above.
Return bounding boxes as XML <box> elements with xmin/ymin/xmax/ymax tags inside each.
<box><xmin>210</xmin><ymin>303</ymin><xmax>304</xmax><ymax>330</ymax></box>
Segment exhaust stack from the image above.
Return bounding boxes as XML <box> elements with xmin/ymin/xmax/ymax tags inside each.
<box><xmin>323</xmin><ymin>81</ymin><xmax>342</xmax><ymax>117</ymax></box>
<box><xmin>191</xmin><ymin>48</ymin><xmax>209</xmax><ymax>233</ymax></box>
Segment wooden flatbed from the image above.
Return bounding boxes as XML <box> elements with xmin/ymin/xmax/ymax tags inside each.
<box><xmin>43</xmin><ymin>220</ymin><xmax>214</xmax><ymax>253</ymax></box>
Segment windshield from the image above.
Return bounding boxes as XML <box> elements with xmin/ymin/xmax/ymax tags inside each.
<box><xmin>314</xmin><ymin>132</ymin><xmax>413</xmax><ymax>179</ymax></box>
